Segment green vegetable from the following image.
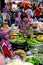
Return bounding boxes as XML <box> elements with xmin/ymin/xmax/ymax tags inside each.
<box><xmin>25</xmin><ymin>56</ymin><xmax>42</xmax><ymax>65</ymax></box>
<box><xmin>17</xmin><ymin>32</ymin><xmax>23</xmax><ymax>37</ymax></box>
<box><xmin>10</xmin><ymin>37</ymin><xmax>26</xmax><ymax>43</ymax></box>
<box><xmin>27</xmin><ymin>38</ymin><xmax>43</xmax><ymax>46</ymax></box>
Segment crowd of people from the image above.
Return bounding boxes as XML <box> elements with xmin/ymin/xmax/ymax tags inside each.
<box><xmin>0</xmin><ymin>2</ymin><xmax>43</xmax><ymax>27</ymax></box>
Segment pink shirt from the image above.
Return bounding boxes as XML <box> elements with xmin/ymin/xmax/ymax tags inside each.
<box><xmin>0</xmin><ymin>53</ymin><xmax>5</xmax><ymax>65</ymax></box>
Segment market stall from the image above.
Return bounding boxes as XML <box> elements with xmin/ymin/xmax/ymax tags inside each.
<box><xmin>0</xmin><ymin>1</ymin><xmax>43</xmax><ymax>65</ymax></box>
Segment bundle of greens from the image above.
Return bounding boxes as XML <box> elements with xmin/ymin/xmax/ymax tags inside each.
<box><xmin>27</xmin><ymin>38</ymin><xmax>43</xmax><ymax>46</ymax></box>
<box><xmin>25</xmin><ymin>56</ymin><xmax>42</xmax><ymax>65</ymax></box>
<box><xmin>10</xmin><ymin>37</ymin><xmax>26</xmax><ymax>43</ymax></box>
<box><xmin>10</xmin><ymin>32</ymin><xmax>26</xmax><ymax>43</ymax></box>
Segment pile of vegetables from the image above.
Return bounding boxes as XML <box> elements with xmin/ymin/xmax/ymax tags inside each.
<box><xmin>10</xmin><ymin>33</ymin><xmax>26</xmax><ymax>43</ymax></box>
<box><xmin>25</xmin><ymin>56</ymin><xmax>42</xmax><ymax>65</ymax></box>
<box><xmin>27</xmin><ymin>38</ymin><xmax>43</xmax><ymax>46</ymax></box>
<box><xmin>10</xmin><ymin>27</ymin><xmax>34</xmax><ymax>44</ymax></box>
<box><xmin>10</xmin><ymin>37</ymin><xmax>26</xmax><ymax>43</ymax></box>
<box><xmin>27</xmin><ymin>27</ymin><xmax>43</xmax><ymax>46</ymax></box>
<box><xmin>32</xmin><ymin>49</ymin><xmax>39</xmax><ymax>53</ymax></box>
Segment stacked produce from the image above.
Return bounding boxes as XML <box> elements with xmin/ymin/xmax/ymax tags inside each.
<box><xmin>10</xmin><ymin>37</ymin><xmax>26</xmax><ymax>43</ymax></box>
<box><xmin>10</xmin><ymin>33</ymin><xmax>26</xmax><ymax>43</ymax></box>
<box><xmin>27</xmin><ymin>38</ymin><xmax>43</xmax><ymax>46</ymax></box>
<box><xmin>27</xmin><ymin>27</ymin><xmax>43</xmax><ymax>46</ymax></box>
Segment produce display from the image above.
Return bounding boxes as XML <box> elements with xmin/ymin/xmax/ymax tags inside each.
<box><xmin>0</xmin><ymin>2</ymin><xmax>43</xmax><ymax>65</ymax></box>
<box><xmin>27</xmin><ymin>38</ymin><xmax>43</xmax><ymax>46</ymax></box>
<box><xmin>10</xmin><ymin>32</ymin><xmax>26</xmax><ymax>43</ymax></box>
<box><xmin>37</xmin><ymin>35</ymin><xmax>43</xmax><ymax>41</ymax></box>
<box><xmin>27</xmin><ymin>27</ymin><xmax>43</xmax><ymax>46</ymax></box>
<box><xmin>25</xmin><ymin>56</ymin><xmax>42</xmax><ymax>65</ymax></box>
<box><xmin>10</xmin><ymin>37</ymin><xmax>26</xmax><ymax>43</ymax></box>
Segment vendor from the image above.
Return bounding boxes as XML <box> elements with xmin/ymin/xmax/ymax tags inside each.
<box><xmin>18</xmin><ymin>12</ymin><xmax>33</xmax><ymax>38</ymax></box>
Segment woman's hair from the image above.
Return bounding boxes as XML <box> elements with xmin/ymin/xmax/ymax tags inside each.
<box><xmin>21</xmin><ymin>12</ymin><xmax>28</xmax><ymax>19</ymax></box>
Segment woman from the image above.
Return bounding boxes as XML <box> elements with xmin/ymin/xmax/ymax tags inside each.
<box><xmin>15</xmin><ymin>12</ymin><xmax>21</xmax><ymax>26</ymax></box>
<box><xmin>18</xmin><ymin>12</ymin><xmax>33</xmax><ymax>38</ymax></box>
<box><xmin>1</xmin><ymin>31</ymin><xmax>14</xmax><ymax>58</ymax></box>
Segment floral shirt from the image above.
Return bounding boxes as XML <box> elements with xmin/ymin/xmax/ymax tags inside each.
<box><xmin>18</xmin><ymin>18</ymin><xmax>33</xmax><ymax>36</ymax></box>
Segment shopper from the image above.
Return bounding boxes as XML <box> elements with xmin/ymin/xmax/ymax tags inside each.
<box><xmin>35</xmin><ymin>7</ymin><xmax>40</xmax><ymax>20</ymax></box>
<box><xmin>1</xmin><ymin>30</ymin><xmax>15</xmax><ymax>58</ymax></box>
<box><xmin>6</xmin><ymin>12</ymin><xmax>11</xmax><ymax>27</ymax></box>
<box><xmin>3</xmin><ymin>19</ymin><xmax>10</xmax><ymax>30</ymax></box>
<box><xmin>1</xmin><ymin>31</ymin><xmax>11</xmax><ymax>48</ymax></box>
<box><xmin>32</xmin><ymin>3</ymin><xmax>36</xmax><ymax>11</ymax></box>
<box><xmin>25</xmin><ymin>7</ymin><xmax>34</xmax><ymax>19</ymax></box>
<box><xmin>1</xmin><ymin>39</ymin><xmax>14</xmax><ymax>58</ymax></box>
<box><xmin>15</xmin><ymin>12</ymin><xmax>21</xmax><ymax>26</ymax></box>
